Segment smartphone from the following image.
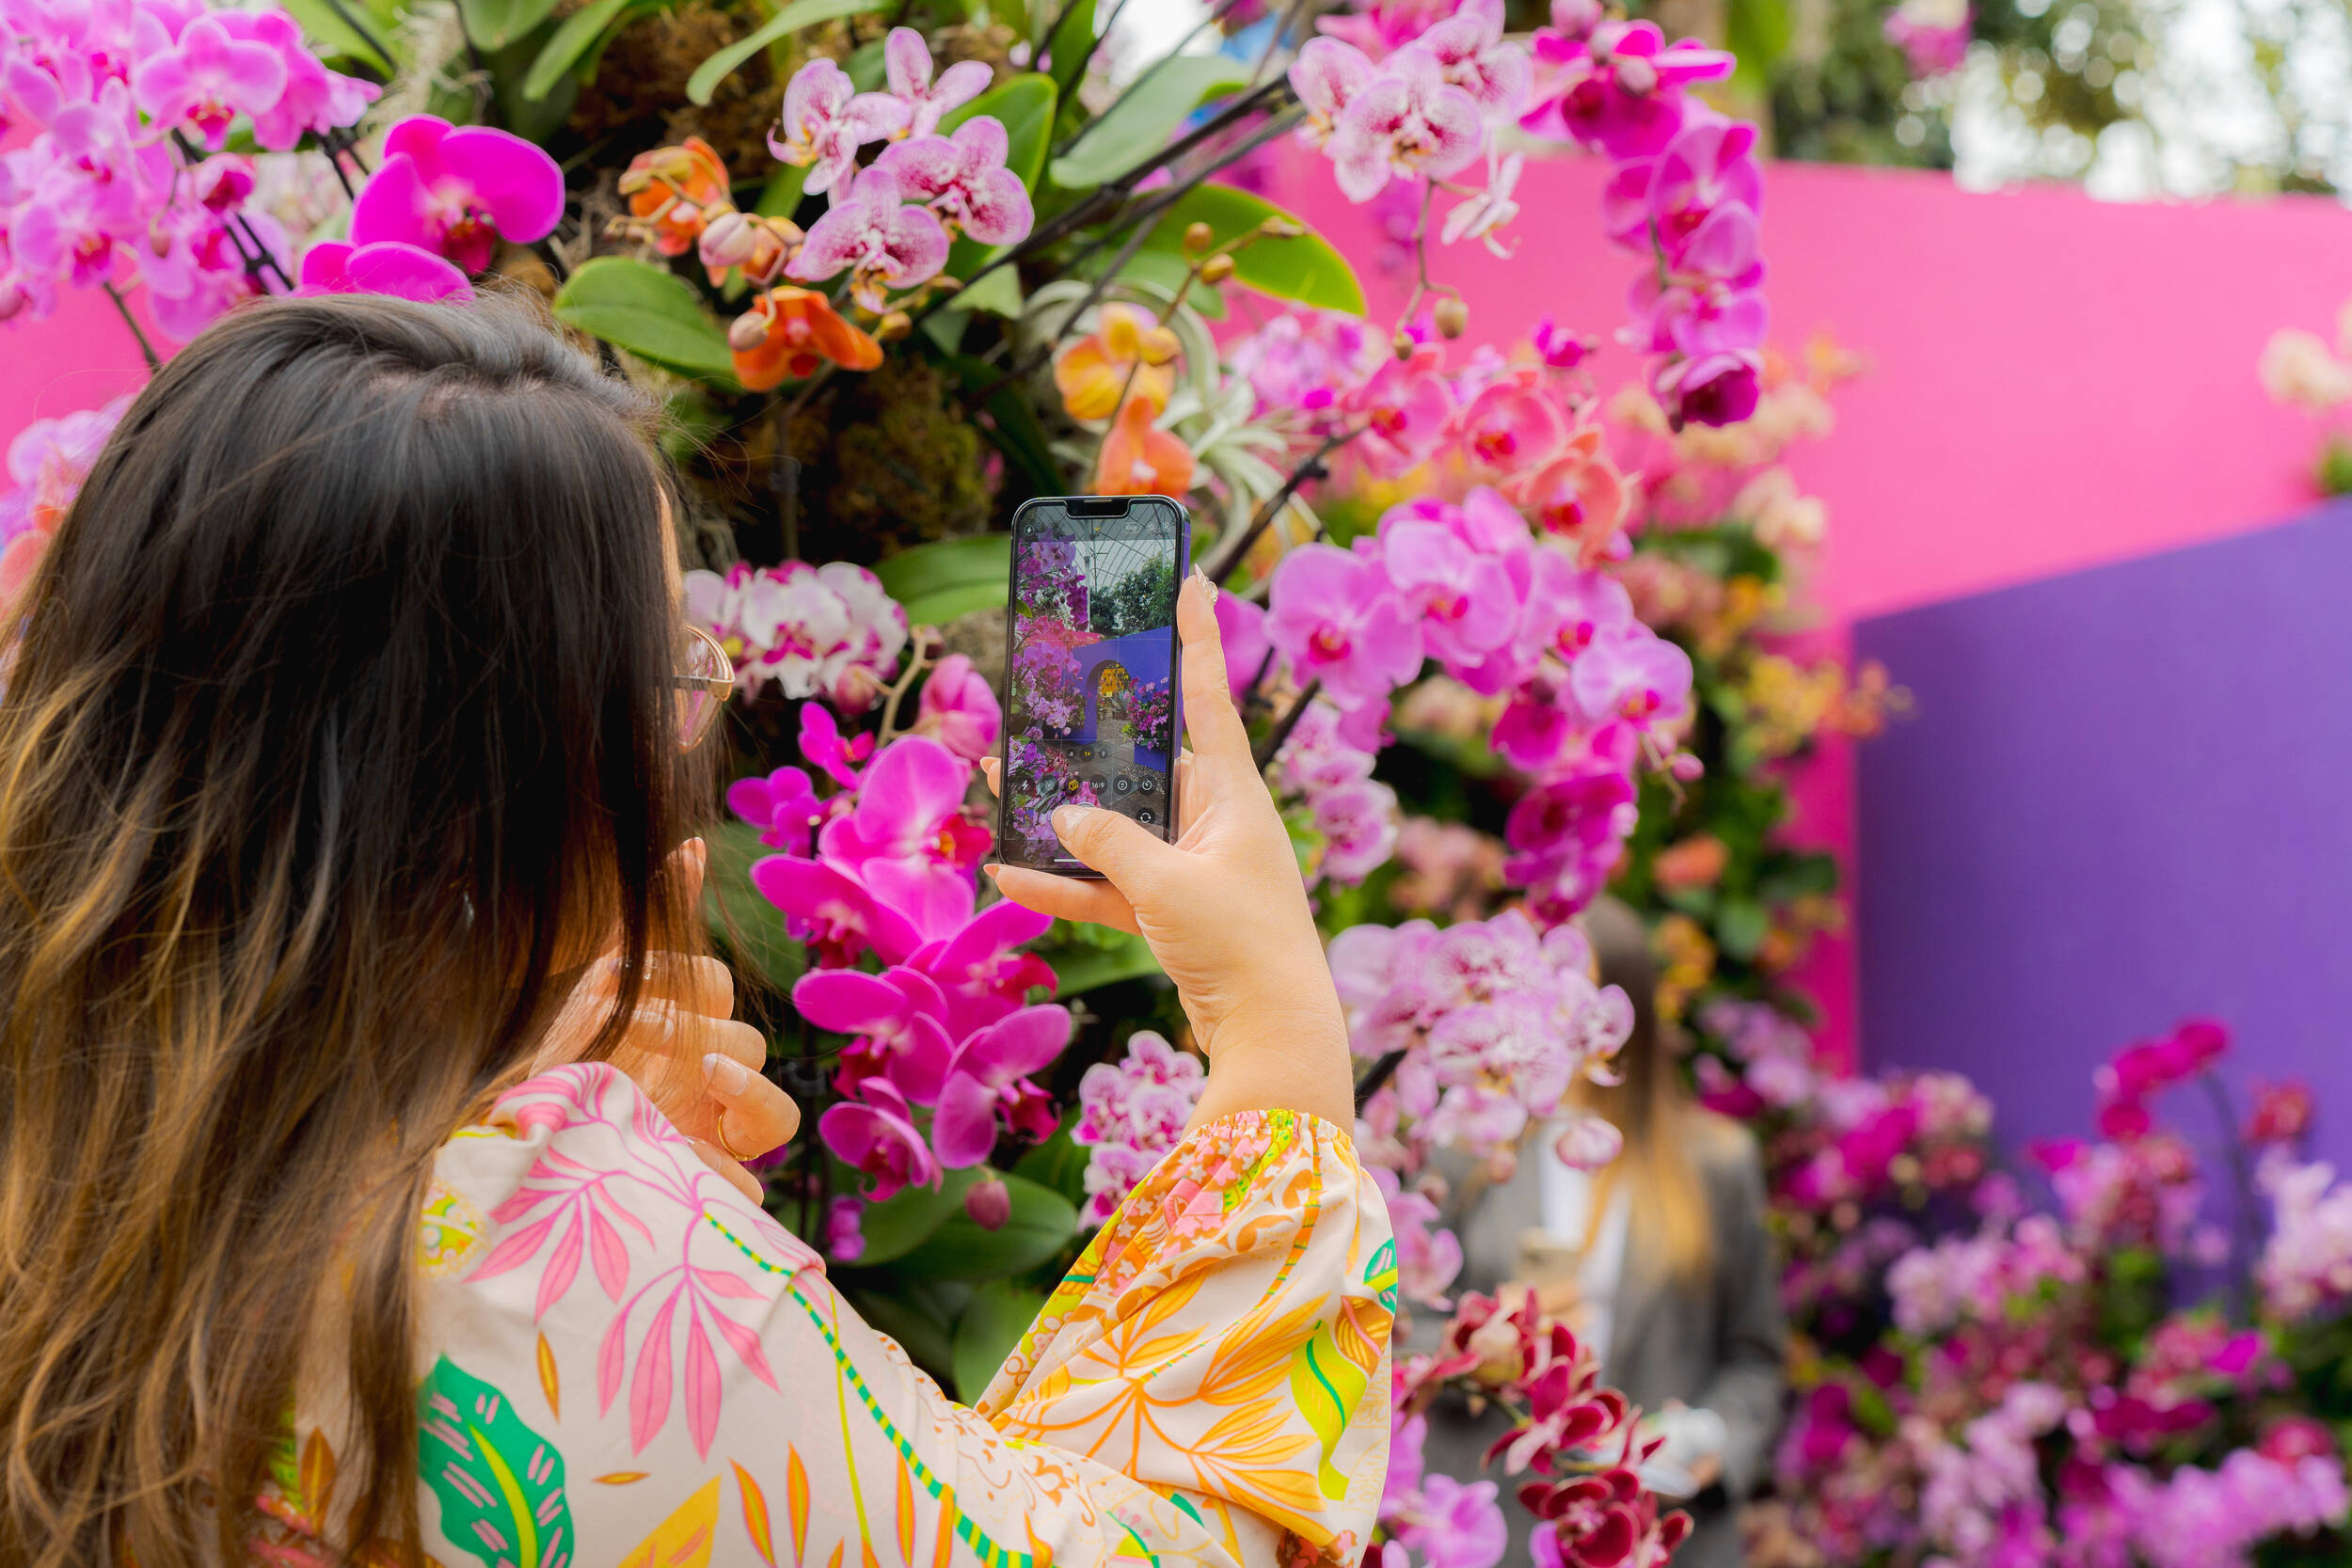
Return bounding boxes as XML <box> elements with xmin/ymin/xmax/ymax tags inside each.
<box><xmin>995</xmin><ymin>495</ymin><xmax>1189</xmax><ymax>876</ymax></box>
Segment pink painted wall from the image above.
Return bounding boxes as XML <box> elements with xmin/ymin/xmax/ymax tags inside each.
<box><xmin>1275</xmin><ymin>150</ymin><xmax>2352</xmax><ymax>1065</ymax></box>
<box><xmin>0</xmin><ymin>283</ymin><xmax>156</xmax><ymax>445</ymax></box>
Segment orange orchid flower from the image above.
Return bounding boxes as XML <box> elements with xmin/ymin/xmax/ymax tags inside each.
<box><xmin>1053</xmin><ymin>304</ymin><xmax>1180</xmax><ymax>421</ymax></box>
<box><xmin>1505</xmin><ymin>426</ymin><xmax>1629</xmax><ymax>563</ymax></box>
<box><xmin>1092</xmin><ymin>395</ymin><xmax>1194</xmax><ymax>499</ymax></box>
<box><xmin>619</xmin><ymin>137</ymin><xmax>733</xmax><ymax>257</ymax></box>
<box><xmin>729</xmin><ymin>288</ymin><xmax>884</xmax><ymax>390</ymax></box>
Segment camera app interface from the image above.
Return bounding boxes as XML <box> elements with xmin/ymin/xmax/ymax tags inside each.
<box><xmin>1002</xmin><ymin>506</ymin><xmax>1181</xmax><ymax>868</ymax></box>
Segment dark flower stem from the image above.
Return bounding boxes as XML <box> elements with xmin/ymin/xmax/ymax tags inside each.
<box><xmin>2200</xmin><ymin>1070</ymin><xmax>2261</xmax><ymax>1316</ymax></box>
<box><xmin>103</xmin><ymin>283</ymin><xmax>160</xmax><ymax>374</ymax></box>
<box><xmin>1209</xmin><ymin>422</ymin><xmax>1365</xmax><ymax>585</ymax></box>
<box><xmin>1251</xmin><ymin>676</ymin><xmax>1319</xmax><ymax>770</ymax></box>
<box><xmin>1355</xmin><ymin>1047</ymin><xmax>1407</xmax><ymax>1111</ymax></box>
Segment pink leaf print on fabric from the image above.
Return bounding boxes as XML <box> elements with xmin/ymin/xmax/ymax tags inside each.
<box><xmin>590</xmin><ymin>1207</ymin><xmax>631</xmax><ymax>1300</ymax></box>
<box><xmin>708</xmin><ymin>1304</ymin><xmax>780</xmax><ymax>1392</ymax></box>
<box><xmin>539</xmin><ymin>1212</ymin><xmax>585</xmax><ymax>1321</ymax></box>
<box><xmin>687</xmin><ymin>1310</ymin><xmax>723</xmax><ymax>1459</ymax></box>
<box><xmin>693</xmin><ymin>1266</ymin><xmax>765</xmax><ymax>1299</ymax></box>
<box><xmin>599</xmin><ymin>1299</ymin><xmax>630</xmax><ymax>1415</ymax></box>
<box><xmin>632</xmin><ymin>1286</ymin><xmax>681</xmax><ymax>1453</ymax></box>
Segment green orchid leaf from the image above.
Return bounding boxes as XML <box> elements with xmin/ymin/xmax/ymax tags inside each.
<box><xmin>1041</xmin><ymin>928</ymin><xmax>1161</xmax><ymax>997</ymax></box>
<box><xmin>457</xmin><ymin>0</ymin><xmax>563</xmax><ymax>51</ymax></box>
<box><xmin>873</xmin><ymin>532</ymin><xmax>1012</xmax><ymax>627</ymax></box>
<box><xmin>279</xmin><ymin>0</ymin><xmax>402</xmax><ymax>67</ymax></box>
<box><xmin>701</xmin><ymin>820</ymin><xmax>806</xmax><ymax>994</ymax></box>
<box><xmin>953</xmin><ymin>1280</ymin><xmax>1048</xmax><ymax>1402</ymax></box>
<box><xmin>522</xmin><ymin>0</ymin><xmax>652</xmax><ymax>99</ymax></box>
<box><xmin>756</xmin><ymin>163</ymin><xmax>810</xmax><ymax>218</ymax></box>
<box><xmin>1050</xmin><ymin>54</ymin><xmax>1251</xmax><ymax>190</ymax></box>
<box><xmin>1010</xmin><ymin>1113</ymin><xmax>1090</xmax><ymax>1209</ymax></box>
<box><xmin>418</xmin><ymin>1355</ymin><xmax>575</xmax><ymax>1568</ymax></box>
<box><xmin>854</xmin><ymin>1168</ymin><xmax>982</xmax><ymax>1266</ymax></box>
<box><xmin>847</xmin><ymin>1286</ymin><xmax>958</xmax><ymax>1379</ymax></box>
<box><xmin>687</xmin><ymin>0</ymin><xmax>883</xmax><ymax>105</ymax></box>
<box><xmin>552</xmin><ymin>257</ymin><xmax>739</xmax><ymax>388</ymax></box>
<box><xmin>894</xmin><ymin>1172</ymin><xmax>1076</xmax><ymax>1279</ymax></box>
<box><xmin>1046</xmin><ymin>0</ymin><xmax>1095</xmax><ymax>102</ymax></box>
<box><xmin>1140</xmin><ymin>184</ymin><xmax>1365</xmax><ymax>314</ymax></box>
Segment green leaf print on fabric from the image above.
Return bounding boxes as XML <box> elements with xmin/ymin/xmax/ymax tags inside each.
<box><xmin>419</xmin><ymin>1354</ymin><xmax>577</xmax><ymax>1568</ymax></box>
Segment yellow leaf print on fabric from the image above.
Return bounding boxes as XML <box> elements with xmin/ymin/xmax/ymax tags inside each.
<box><xmin>417</xmin><ymin>1180</ymin><xmax>485</xmax><ymax>1277</ymax></box>
<box><xmin>616</xmin><ymin>1476</ymin><xmax>721</xmax><ymax>1568</ymax></box>
<box><xmin>536</xmin><ymin>1332</ymin><xmax>560</xmax><ymax>1419</ymax></box>
<box><xmin>787</xmin><ymin>1446</ymin><xmax>811</xmax><ymax>1562</ymax></box>
<box><xmin>736</xmin><ymin>1462</ymin><xmax>777</xmax><ymax>1567</ymax></box>
<box><xmin>1287</xmin><ymin>1320</ymin><xmax>1371</xmax><ymax>1502</ymax></box>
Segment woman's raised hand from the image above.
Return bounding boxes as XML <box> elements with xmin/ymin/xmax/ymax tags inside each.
<box><xmin>539</xmin><ymin>839</ymin><xmax>800</xmax><ymax>1200</ymax></box>
<box><xmin>982</xmin><ymin>570</ymin><xmax>1353</xmax><ymax>1131</ymax></box>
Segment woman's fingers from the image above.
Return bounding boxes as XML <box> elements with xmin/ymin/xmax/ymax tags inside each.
<box><xmin>689</xmin><ymin>1143</ymin><xmax>765</xmax><ymax>1202</ymax></box>
<box><xmin>984</xmin><ymin>862</ymin><xmax>1141</xmax><ymax>933</ymax></box>
<box><xmin>1173</xmin><ymin>571</ymin><xmax>1252</xmax><ymax>778</ymax></box>
<box><xmin>979</xmin><ymin>755</ymin><xmax>1000</xmax><ymax>798</ymax></box>
<box><xmin>701</xmin><ymin>1052</ymin><xmax>800</xmax><ymax>1154</ymax></box>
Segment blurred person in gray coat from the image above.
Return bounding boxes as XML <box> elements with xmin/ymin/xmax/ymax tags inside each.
<box><xmin>1416</xmin><ymin>897</ymin><xmax>1787</xmax><ymax>1568</ymax></box>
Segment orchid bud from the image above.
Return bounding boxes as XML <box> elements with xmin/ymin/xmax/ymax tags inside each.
<box><xmin>699</xmin><ymin>209</ymin><xmax>760</xmax><ymax>274</ymax></box>
<box><xmin>1182</xmin><ymin>221</ymin><xmax>1216</xmax><ymax>254</ymax></box>
<box><xmin>1615</xmin><ymin>55</ymin><xmax>1658</xmax><ymax>94</ymax></box>
<box><xmin>1434</xmin><ymin>296</ymin><xmax>1470</xmax><ymax>339</ymax></box>
<box><xmin>1198</xmin><ymin>253</ymin><xmax>1235</xmax><ymax>285</ymax></box>
<box><xmin>727</xmin><ymin>308</ymin><xmax>772</xmax><ymax>352</ymax></box>
<box><xmin>877</xmin><ymin>310</ymin><xmax>913</xmax><ymax>342</ymax></box>
<box><xmin>1392</xmin><ymin>330</ymin><xmax>1416</xmax><ymax>361</ymax></box>
<box><xmin>1259</xmin><ymin>216</ymin><xmax>1305</xmax><ymax>238</ymax></box>
<box><xmin>964</xmin><ymin>1177</ymin><xmax>1012</xmax><ymax>1231</ymax></box>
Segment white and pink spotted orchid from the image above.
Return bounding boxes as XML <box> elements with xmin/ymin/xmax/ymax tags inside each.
<box><xmin>769</xmin><ymin>57</ymin><xmax>911</xmax><ymax>197</ymax></box>
<box><xmin>1414</xmin><ymin>0</ymin><xmax>1531</xmax><ymax>119</ymax></box>
<box><xmin>882</xmin><ymin>25</ymin><xmax>993</xmax><ymax>139</ymax></box>
<box><xmin>1290</xmin><ymin>36</ymin><xmax>1375</xmax><ymax>150</ymax></box>
<box><xmin>870</xmin><ymin>117</ymin><xmax>1034</xmax><ymax>246</ymax></box>
<box><xmin>786</xmin><ymin>166</ymin><xmax>951</xmax><ymax>311</ymax></box>
<box><xmin>1327</xmin><ymin>44</ymin><xmax>1486</xmax><ymax>202</ymax></box>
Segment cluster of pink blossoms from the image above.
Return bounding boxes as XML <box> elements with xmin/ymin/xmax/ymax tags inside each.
<box><xmin>1272</xmin><ymin>697</ymin><xmax>1401</xmax><ymax>886</ymax></box>
<box><xmin>0</xmin><ymin>0</ymin><xmax>374</xmax><ymax>335</ymax></box>
<box><xmin>2257</xmin><ymin>1152</ymin><xmax>2352</xmax><ymax>1323</ymax></box>
<box><xmin>1069</xmin><ymin>1031</ymin><xmax>1203</xmax><ymax>1226</ymax></box>
<box><xmin>728</xmin><ymin>669</ymin><xmax>1070</xmax><ymax>1247</ymax></box>
<box><xmin>1235</xmin><ymin>479</ymin><xmax>1692</xmax><ymax>922</ymax></box>
<box><xmin>0</xmin><ymin>392</ymin><xmax>127</xmax><ymax>608</ymax></box>
<box><xmin>686</xmin><ymin>560</ymin><xmax>910</xmax><ymax>710</ymax></box>
<box><xmin>1327</xmin><ymin>910</ymin><xmax>1632</xmax><ymax>1171</ymax></box>
<box><xmin>1289</xmin><ymin>0</ymin><xmax>1769</xmax><ymax>428</ymax></box>
<box><xmin>301</xmin><ymin>113</ymin><xmax>565</xmax><ymax>303</ymax></box>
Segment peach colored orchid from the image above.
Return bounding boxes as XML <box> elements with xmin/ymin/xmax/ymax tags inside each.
<box><xmin>1505</xmin><ymin>426</ymin><xmax>1629</xmax><ymax>562</ymax></box>
<box><xmin>618</xmin><ymin>136</ymin><xmax>733</xmax><ymax>258</ymax></box>
<box><xmin>729</xmin><ymin>288</ymin><xmax>883</xmax><ymax>390</ymax></box>
<box><xmin>1053</xmin><ymin>303</ymin><xmax>1181</xmax><ymax>421</ymax></box>
<box><xmin>1093</xmin><ymin>396</ymin><xmax>1194</xmax><ymax>498</ymax></box>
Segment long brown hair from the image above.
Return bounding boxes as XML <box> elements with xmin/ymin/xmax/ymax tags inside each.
<box><xmin>1573</xmin><ymin>896</ymin><xmax>1717</xmax><ymax>1285</ymax></box>
<box><xmin>0</xmin><ymin>293</ymin><xmax>704</xmax><ymax>1566</ymax></box>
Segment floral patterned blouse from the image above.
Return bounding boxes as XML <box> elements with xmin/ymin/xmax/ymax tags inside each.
<box><xmin>264</xmin><ymin>1063</ymin><xmax>1394</xmax><ymax>1568</ymax></box>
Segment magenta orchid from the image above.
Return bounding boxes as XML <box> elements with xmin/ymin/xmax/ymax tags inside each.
<box><xmin>727</xmin><ymin>765</ymin><xmax>826</xmax><ymax>853</ymax></box>
<box><xmin>129</xmin><ymin>13</ymin><xmax>284</xmax><ymax>149</ymax></box>
<box><xmin>882</xmin><ymin>26</ymin><xmax>993</xmax><ymax>140</ymax></box>
<box><xmin>793</xmin><ymin>965</ymin><xmax>956</xmax><ymax>1104</ymax></box>
<box><xmin>872</xmin><ymin>117</ymin><xmax>1034</xmax><ymax>247</ymax></box>
<box><xmin>814</xmin><ymin>735</ymin><xmax>990</xmax><ymax>939</ymax></box>
<box><xmin>911</xmin><ymin>653</ymin><xmax>1002</xmax><ymax>762</ymax></box>
<box><xmin>296</xmin><ymin>238</ymin><xmax>472</xmax><ymax>304</ymax></box>
<box><xmin>1377</xmin><ymin>515</ymin><xmax>1518</xmax><ymax>668</ymax></box>
<box><xmin>1343</xmin><ymin>341</ymin><xmax>1457</xmax><ymax>475</ymax></box>
<box><xmin>787</xmin><ymin>166</ymin><xmax>951</xmax><ymax>312</ymax></box>
<box><xmin>1264</xmin><ymin>543</ymin><xmax>1425</xmax><ymax>709</ymax></box>
<box><xmin>797</xmin><ymin>701</ymin><xmax>873</xmax><ymax>790</ymax></box>
<box><xmin>771</xmin><ymin>57</ymin><xmax>910</xmax><ymax>197</ymax></box>
<box><xmin>1521</xmin><ymin>20</ymin><xmax>1736</xmax><ymax>158</ymax></box>
<box><xmin>818</xmin><ymin>1077</ymin><xmax>940</xmax><ymax>1202</ymax></box>
<box><xmin>930</xmin><ymin>1004</ymin><xmax>1071</xmax><ymax>1168</ymax></box>
<box><xmin>220</xmin><ymin>9</ymin><xmax>378</xmax><ymax>150</ymax></box>
<box><xmin>349</xmin><ymin>116</ymin><xmax>565</xmax><ymax>276</ymax></box>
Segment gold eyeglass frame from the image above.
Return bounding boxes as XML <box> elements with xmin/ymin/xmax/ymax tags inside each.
<box><xmin>673</xmin><ymin>623</ymin><xmax>736</xmax><ymax>751</ymax></box>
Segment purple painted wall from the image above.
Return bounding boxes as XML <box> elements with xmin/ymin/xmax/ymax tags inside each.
<box><xmin>1853</xmin><ymin>499</ymin><xmax>2352</xmax><ymax>1171</ymax></box>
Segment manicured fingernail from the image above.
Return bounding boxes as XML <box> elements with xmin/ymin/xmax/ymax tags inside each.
<box><xmin>703</xmin><ymin>1053</ymin><xmax>752</xmax><ymax>1095</ymax></box>
<box><xmin>981</xmin><ymin>863</ymin><xmax>1003</xmax><ymax>879</ymax></box>
<box><xmin>1189</xmin><ymin>563</ymin><xmax>1217</xmax><ymax>604</ymax></box>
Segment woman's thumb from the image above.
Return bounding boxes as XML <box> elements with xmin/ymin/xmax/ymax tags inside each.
<box><xmin>1051</xmin><ymin>805</ymin><xmax>1168</xmax><ymax>887</ymax></box>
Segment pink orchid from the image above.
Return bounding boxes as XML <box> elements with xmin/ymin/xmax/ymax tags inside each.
<box><xmin>1376</xmin><ymin>515</ymin><xmax>1518</xmax><ymax>669</ymax></box>
<box><xmin>787</xmin><ymin>166</ymin><xmax>950</xmax><ymax>312</ymax></box>
<box><xmin>1214</xmin><ymin>590</ymin><xmax>1279</xmax><ymax>705</ymax></box>
<box><xmin>1289</xmin><ymin>37</ymin><xmax>1375</xmax><ymax>150</ymax></box>
<box><xmin>1504</xmin><ymin>760</ymin><xmax>1638</xmax><ymax>917</ymax></box>
<box><xmin>911</xmin><ymin>653</ymin><xmax>1002</xmax><ymax>762</ymax></box>
<box><xmin>1456</xmin><ymin>370</ymin><xmax>1570</xmax><ymax>472</ymax></box>
<box><xmin>1344</xmin><ymin>342</ymin><xmax>1456</xmax><ymax>475</ymax></box>
<box><xmin>296</xmin><ymin>238</ymin><xmax>473</xmax><ymax>304</ymax></box>
<box><xmin>1521</xmin><ymin>20</ymin><xmax>1734</xmax><ymax>158</ymax></box>
<box><xmin>749</xmin><ymin>854</ymin><xmax>925</xmax><ymax>969</ymax></box>
<box><xmin>1264</xmin><ymin>543</ymin><xmax>1425</xmax><ymax>708</ymax></box>
<box><xmin>215</xmin><ymin>9</ymin><xmax>377</xmax><ymax>150</ymax></box>
<box><xmin>931</xmin><ymin>1004</ymin><xmax>1072</xmax><ymax>1168</ymax></box>
<box><xmin>1315</xmin><ymin>0</ymin><xmax>1461</xmax><ymax>59</ymax></box>
<box><xmin>348</xmin><ymin>115</ymin><xmax>565</xmax><ymax>275</ymax></box>
<box><xmin>129</xmin><ymin>13</ymin><xmax>284</xmax><ymax>149</ymax></box>
<box><xmin>793</xmin><ymin>965</ymin><xmax>956</xmax><ymax>1103</ymax></box>
<box><xmin>1569</xmin><ymin>622</ymin><xmax>1692</xmax><ymax>736</ymax></box>
<box><xmin>1533</xmin><ymin>317</ymin><xmax>1597</xmax><ymax>370</ymax></box>
<box><xmin>882</xmin><ymin>26</ymin><xmax>993</xmax><ymax>139</ymax></box>
<box><xmin>796</xmin><ymin>701</ymin><xmax>873</xmax><ymax>789</ymax></box>
<box><xmin>815</xmin><ymin>735</ymin><xmax>989</xmax><ymax>937</ymax></box>
<box><xmin>818</xmin><ymin>1077</ymin><xmax>940</xmax><ymax>1201</ymax></box>
<box><xmin>1649</xmin><ymin>348</ymin><xmax>1761</xmax><ymax>428</ymax></box>
<box><xmin>1415</xmin><ymin>0</ymin><xmax>1531</xmax><ymax>118</ymax></box>
<box><xmin>1629</xmin><ymin>274</ymin><xmax>1768</xmax><ymax>363</ymax></box>
<box><xmin>1440</xmin><ymin>149</ymin><xmax>1522</xmax><ymax>254</ymax></box>
<box><xmin>1329</xmin><ymin>45</ymin><xmax>1486</xmax><ymax>201</ymax></box>
<box><xmin>872</xmin><ymin>116</ymin><xmax>1033</xmax><ymax>246</ymax></box>
<box><xmin>727</xmin><ymin>765</ymin><xmax>826</xmax><ymax>852</ymax></box>
<box><xmin>901</xmin><ymin>897</ymin><xmax>1056</xmax><ymax>1038</ymax></box>
<box><xmin>1642</xmin><ymin>111</ymin><xmax>1765</xmax><ymax>268</ymax></box>
<box><xmin>771</xmin><ymin>56</ymin><xmax>911</xmax><ymax>197</ymax></box>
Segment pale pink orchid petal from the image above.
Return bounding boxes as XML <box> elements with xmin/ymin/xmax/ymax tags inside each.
<box><xmin>1290</xmin><ymin>36</ymin><xmax>1376</xmax><ymax>148</ymax></box>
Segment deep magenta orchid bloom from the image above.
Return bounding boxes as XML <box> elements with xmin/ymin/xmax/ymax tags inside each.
<box><xmin>728</xmin><ymin>765</ymin><xmax>826</xmax><ymax>851</ymax></box>
<box><xmin>798</xmin><ymin>700</ymin><xmax>873</xmax><ymax>789</ymax></box>
<box><xmin>910</xmin><ymin>653</ymin><xmax>1002</xmax><ymax>762</ymax></box>
<box><xmin>815</xmin><ymin>735</ymin><xmax>990</xmax><ymax>939</ymax></box>
<box><xmin>818</xmin><ymin>1078</ymin><xmax>940</xmax><ymax>1201</ymax></box>
<box><xmin>349</xmin><ymin>115</ymin><xmax>565</xmax><ymax>276</ymax></box>
<box><xmin>794</xmin><ymin>965</ymin><xmax>956</xmax><ymax>1104</ymax></box>
<box><xmin>930</xmin><ymin>1004</ymin><xmax>1072</xmax><ymax>1169</ymax></box>
<box><xmin>296</xmin><ymin>239</ymin><xmax>473</xmax><ymax>304</ymax></box>
<box><xmin>903</xmin><ymin>897</ymin><xmax>1056</xmax><ymax>1039</ymax></box>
